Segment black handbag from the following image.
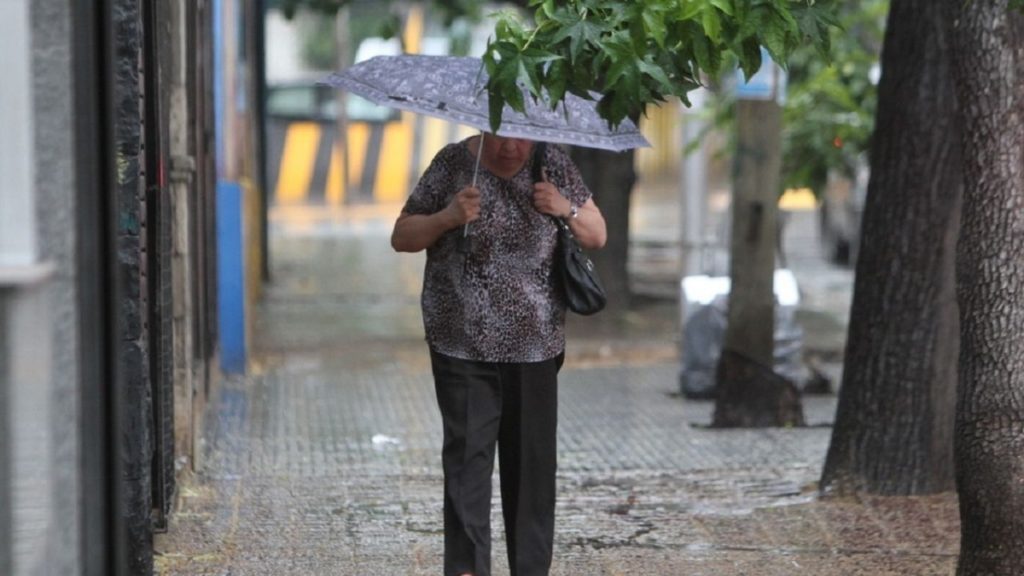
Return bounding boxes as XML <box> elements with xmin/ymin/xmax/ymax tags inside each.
<box><xmin>532</xmin><ymin>143</ymin><xmax>607</xmax><ymax>315</ymax></box>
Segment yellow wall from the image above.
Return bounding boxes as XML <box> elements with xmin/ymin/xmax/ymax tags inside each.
<box><xmin>637</xmin><ymin>99</ymin><xmax>684</xmax><ymax>181</ymax></box>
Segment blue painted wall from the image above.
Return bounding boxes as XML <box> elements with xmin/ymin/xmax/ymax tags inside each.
<box><xmin>213</xmin><ymin>0</ymin><xmax>248</xmax><ymax>374</ymax></box>
<box><xmin>216</xmin><ymin>181</ymin><xmax>246</xmax><ymax>374</ymax></box>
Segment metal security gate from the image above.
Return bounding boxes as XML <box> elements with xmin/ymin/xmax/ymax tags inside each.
<box><xmin>195</xmin><ymin>0</ymin><xmax>218</xmax><ymax>395</ymax></box>
<box><xmin>142</xmin><ymin>0</ymin><xmax>175</xmax><ymax>532</ymax></box>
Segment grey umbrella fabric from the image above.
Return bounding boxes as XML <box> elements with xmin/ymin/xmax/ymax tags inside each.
<box><xmin>319</xmin><ymin>54</ymin><xmax>650</xmax><ymax>152</ymax></box>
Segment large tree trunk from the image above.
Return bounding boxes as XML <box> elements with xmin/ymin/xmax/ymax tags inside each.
<box><xmin>820</xmin><ymin>0</ymin><xmax>962</xmax><ymax>496</ymax></box>
<box><xmin>570</xmin><ymin>147</ymin><xmax>636</xmax><ymax>310</ymax></box>
<box><xmin>950</xmin><ymin>3</ymin><xmax>1024</xmax><ymax>574</ymax></box>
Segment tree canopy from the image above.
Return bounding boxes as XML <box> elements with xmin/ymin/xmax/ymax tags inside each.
<box><xmin>483</xmin><ymin>0</ymin><xmax>841</xmax><ymax>131</ymax></box>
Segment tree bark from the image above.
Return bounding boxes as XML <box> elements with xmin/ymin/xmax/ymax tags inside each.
<box><xmin>712</xmin><ymin>100</ymin><xmax>804</xmax><ymax>427</ymax></box>
<box><xmin>950</xmin><ymin>3</ymin><xmax>1024</xmax><ymax>574</ymax></box>
<box><xmin>723</xmin><ymin>100</ymin><xmax>780</xmax><ymax>368</ymax></box>
<box><xmin>820</xmin><ymin>0</ymin><xmax>962</xmax><ymax>496</ymax></box>
<box><xmin>570</xmin><ymin>146</ymin><xmax>636</xmax><ymax>311</ymax></box>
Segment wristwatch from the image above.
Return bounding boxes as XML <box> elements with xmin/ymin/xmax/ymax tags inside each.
<box><xmin>568</xmin><ymin>203</ymin><xmax>579</xmax><ymax>219</ymax></box>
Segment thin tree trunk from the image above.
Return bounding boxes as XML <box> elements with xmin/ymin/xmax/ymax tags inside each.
<box><xmin>723</xmin><ymin>101</ymin><xmax>778</xmax><ymax>368</ymax></box>
<box><xmin>821</xmin><ymin>0</ymin><xmax>961</xmax><ymax>496</ymax></box>
<box><xmin>713</xmin><ymin>100</ymin><xmax>803</xmax><ymax>427</ymax></box>
<box><xmin>570</xmin><ymin>146</ymin><xmax>635</xmax><ymax>310</ymax></box>
<box><xmin>950</xmin><ymin>2</ymin><xmax>1024</xmax><ymax>573</ymax></box>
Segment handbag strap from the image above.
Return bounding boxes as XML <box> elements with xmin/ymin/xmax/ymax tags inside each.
<box><xmin>532</xmin><ymin>142</ymin><xmax>573</xmax><ymax>233</ymax></box>
<box><xmin>530</xmin><ymin>141</ymin><xmax>548</xmax><ymax>184</ymax></box>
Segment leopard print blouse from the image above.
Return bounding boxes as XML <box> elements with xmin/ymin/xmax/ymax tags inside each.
<box><xmin>403</xmin><ymin>138</ymin><xmax>592</xmax><ymax>363</ymax></box>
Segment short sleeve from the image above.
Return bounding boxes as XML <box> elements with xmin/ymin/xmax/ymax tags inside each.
<box><xmin>402</xmin><ymin>145</ymin><xmax>459</xmax><ymax>216</ymax></box>
<box><xmin>544</xmin><ymin>144</ymin><xmax>592</xmax><ymax>208</ymax></box>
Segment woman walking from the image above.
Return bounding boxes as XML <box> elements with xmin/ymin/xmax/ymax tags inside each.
<box><xmin>391</xmin><ymin>133</ymin><xmax>606</xmax><ymax>576</ymax></box>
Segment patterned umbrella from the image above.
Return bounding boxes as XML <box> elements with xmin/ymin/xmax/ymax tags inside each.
<box><xmin>319</xmin><ymin>54</ymin><xmax>650</xmax><ymax>152</ymax></box>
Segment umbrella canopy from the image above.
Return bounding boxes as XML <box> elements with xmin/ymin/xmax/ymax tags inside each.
<box><xmin>319</xmin><ymin>54</ymin><xmax>650</xmax><ymax>152</ymax></box>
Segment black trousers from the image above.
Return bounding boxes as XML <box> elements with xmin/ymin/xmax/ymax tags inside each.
<box><xmin>430</xmin><ymin>350</ymin><xmax>563</xmax><ymax>576</ymax></box>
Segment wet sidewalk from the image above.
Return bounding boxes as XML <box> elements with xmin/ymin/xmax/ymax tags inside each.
<box><xmin>155</xmin><ymin>193</ymin><xmax>958</xmax><ymax>575</ymax></box>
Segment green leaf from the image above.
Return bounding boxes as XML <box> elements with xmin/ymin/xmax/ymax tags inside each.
<box><xmin>489</xmin><ymin>92</ymin><xmax>505</xmax><ymax>133</ymax></box>
<box><xmin>770</xmin><ymin>0</ymin><xmax>798</xmax><ymax>31</ymax></box>
<box><xmin>638</xmin><ymin>59</ymin><xmax>674</xmax><ymax>94</ymax></box>
<box><xmin>738</xmin><ymin>38</ymin><xmax>762</xmax><ymax>80</ymax></box>
<box><xmin>792</xmin><ymin>1</ymin><xmax>840</xmax><ymax>62</ymax></box>
<box><xmin>605</xmin><ymin>56</ymin><xmax>636</xmax><ymax>90</ymax></box>
<box><xmin>518</xmin><ymin>59</ymin><xmax>540</xmax><ymax>98</ymax></box>
<box><xmin>546</xmin><ymin>59</ymin><xmax>570</xmax><ymax>108</ymax></box>
<box><xmin>549</xmin><ymin>13</ymin><xmax>605</xmax><ymax>63</ymax></box>
<box><xmin>505</xmin><ymin>77</ymin><xmax>525</xmax><ymax>112</ymax></box>
<box><xmin>520</xmin><ymin>47</ymin><xmax>564</xmax><ymax>65</ymax></box>
<box><xmin>642</xmin><ymin>9</ymin><xmax>668</xmax><ymax>48</ymax></box>
<box><xmin>689</xmin><ymin>27</ymin><xmax>720</xmax><ymax>74</ymax></box>
<box><xmin>701</xmin><ymin>4</ymin><xmax>722</xmax><ymax>42</ymax></box>
<box><xmin>677</xmin><ymin>0</ymin><xmax>703</xmax><ymax>21</ymax></box>
<box><xmin>760</xmin><ymin>12</ymin><xmax>789</xmax><ymax>63</ymax></box>
<box><xmin>493</xmin><ymin>49</ymin><xmax>520</xmax><ymax>86</ymax></box>
<box><xmin>709</xmin><ymin>0</ymin><xmax>734</xmax><ymax>16</ymax></box>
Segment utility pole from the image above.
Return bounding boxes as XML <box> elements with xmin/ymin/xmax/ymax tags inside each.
<box><xmin>680</xmin><ymin>89</ymin><xmax>709</xmax><ymax>279</ymax></box>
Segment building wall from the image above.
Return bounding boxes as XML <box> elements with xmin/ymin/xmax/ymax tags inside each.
<box><xmin>0</xmin><ymin>0</ymin><xmax>81</xmax><ymax>574</ymax></box>
<box><xmin>3</xmin><ymin>0</ymin><xmax>265</xmax><ymax>570</ymax></box>
<box><xmin>3</xmin><ymin>0</ymin><xmax>219</xmax><ymax>573</ymax></box>
<box><xmin>2</xmin><ymin>287</ymin><xmax>55</xmax><ymax>576</ymax></box>
<box><xmin>30</xmin><ymin>1</ymin><xmax>81</xmax><ymax>573</ymax></box>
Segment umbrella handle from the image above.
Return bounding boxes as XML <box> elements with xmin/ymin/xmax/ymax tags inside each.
<box><xmin>464</xmin><ymin>131</ymin><xmax>485</xmax><ymax>238</ymax></box>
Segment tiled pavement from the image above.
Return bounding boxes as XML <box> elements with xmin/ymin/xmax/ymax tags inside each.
<box><xmin>154</xmin><ymin>195</ymin><xmax>959</xmax><ymax>575</ymax></box>
<box><xmin>155</xmin><ymin>352</ymin><xmax>958</xmax><ymax>575</ymax></box>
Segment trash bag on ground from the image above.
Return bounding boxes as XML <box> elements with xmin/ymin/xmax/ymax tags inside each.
<box><xmin>678</xmin><ymin>271</ymin><xmax>808</xmax><ymax>399</ymax></box>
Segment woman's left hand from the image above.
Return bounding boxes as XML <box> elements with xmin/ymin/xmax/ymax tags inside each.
<box><xmin>532</xmin><ymin>173</ymin><xmax>572</xmax><ymax>219</ymax></box>
<box><xmin>532</xmin><ymin>168</ymin><xmax>606</xmax><ymax>249</ymax></box>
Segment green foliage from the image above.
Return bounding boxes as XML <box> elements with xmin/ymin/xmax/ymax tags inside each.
<box><xmin>482</xmin><ymin>0</ymin><xmax>841</xmax><ymax>131</ymax></box>
<box><xmin>780</xmin><ymin>0</ymin><xmax>886</xmax><ymax>192</ymax></box>
<box><xmin>679</xmin><ymin>0</ymin><xmax>885</xmax><ymax>195</ymax></box>
<box><xmin>300</xmin><ymin>16</ymin><xmax>339</xmax><ymax>69</ymax></box>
